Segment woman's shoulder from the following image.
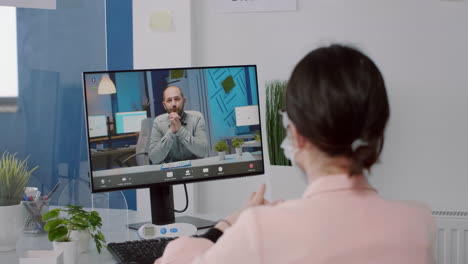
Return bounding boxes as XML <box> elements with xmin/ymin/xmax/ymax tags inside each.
<box><xmin>390</xmin><ymin>199</ymin><xmax>433</xmax><ymax>221</ymax></box>
<box><xmin>239</xmin><ymin>199</ymin><xmax>311</xmax><ymax>228</ymax></box>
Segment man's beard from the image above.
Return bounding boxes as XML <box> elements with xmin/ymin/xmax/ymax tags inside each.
<box><xmin>167</xmin><ymin>105</ymin><xmax>184</xmax><ymax>115</ymax></box>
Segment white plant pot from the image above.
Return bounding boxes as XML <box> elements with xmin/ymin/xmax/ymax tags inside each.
<box><xmin>53</xmin><ymin>240</ymin><xmax>79</xmax><ymax>264</ymax></box>
<box><xmin>70</xmin><ymin>230</ymin><xmax>90</xmax><ymax>253</ymax></box>
<box><xmin>0</xmin><ymin>204</ymin><xmax>21</xmax><ymax>252</ymax></box>
<box><xmin>235</xmin><ymin>147</ymin><xmax>243</xmax><ymax>157</ymax></box>
<box><xmin>218</xmin><ymin>151</ymin><xmax>226</xmax><ymax>161</ymax></box>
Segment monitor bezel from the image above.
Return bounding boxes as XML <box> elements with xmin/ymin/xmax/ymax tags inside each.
<box><xmin>82</xmin><ymin>64</ymin><xmax>265</xmax><ymax>194</ymax></box>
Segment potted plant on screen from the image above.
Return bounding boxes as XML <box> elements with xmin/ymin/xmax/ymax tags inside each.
<box><xmin>231</xmin><ymin>137</ymin><xmax>244</xmax><ymax>157</ymax></box>
<box><xmin>42</xmin><ymin>205</ymin><xmax>106</xmax><ymax>264</ymax></box>
<box><xmin>254</xmin><ymin>130</ymin><xmax>261</xmax><ymax>142</ymax></box>
<box><xmin>0</xmin><ymin>152</ymin><xmax>38</xmax><ymax>252</ymax></box>
<box><xmin>214</xmin><ymin>141</ymin><xmax>229</xmax><ymax>161</ymax></box>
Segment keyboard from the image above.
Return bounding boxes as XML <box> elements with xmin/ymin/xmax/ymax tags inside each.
<box><xmin>107</xmin><ymin>237</ymin><xmax>176</xmax><ymax>264</ymax></box>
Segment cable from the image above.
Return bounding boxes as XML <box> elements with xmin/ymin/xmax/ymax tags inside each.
<box><xmin>171</xmin><ymin>184</ymin><xmax>189</xmax><ymax>213</ymax></box>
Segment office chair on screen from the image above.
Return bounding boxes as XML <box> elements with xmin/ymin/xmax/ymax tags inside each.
<box><xmin>118</xmin><ymin>117</ymin><xmax>154</xmax><ymax>167</ymax></box>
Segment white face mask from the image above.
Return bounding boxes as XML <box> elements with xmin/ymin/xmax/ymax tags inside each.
<box><xmin>280</xmin><ymin>111</ymin><xmax>296</xmax><ymax>164</ymax></box>
<box><xmin>280</xmin><ymin>112</ymin><xmax>308</xmax><ymax>184</ymax></box>
<box><xmin>280</xmin><ymin>132</ymin><xmax>298</xmax><ymax>167</ymax></box>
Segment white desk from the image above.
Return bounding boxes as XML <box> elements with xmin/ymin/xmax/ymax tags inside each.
<box><xmin>0</xmin><ymin>209</ymin><xmax>216</xmax><ymax>263</ymax></box>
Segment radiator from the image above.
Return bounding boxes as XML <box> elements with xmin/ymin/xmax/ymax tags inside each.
<box><xmin>433</xmin><ymin>211</ymin><xmax>468</xmax><ymax>264</ymax></box>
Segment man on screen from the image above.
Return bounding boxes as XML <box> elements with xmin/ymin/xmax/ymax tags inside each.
<box><xmin>148</xmin><ymin>86</ymin><xmax>208</xmax><ymax>164</ymax></box>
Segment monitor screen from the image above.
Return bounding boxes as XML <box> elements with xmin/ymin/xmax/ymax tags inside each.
<box><xmin>88</xmin><ymin>115</ymin><xmax>108</xmax><ymax>138</ymax></box>
<box><xmin>83</xmin><ymin>65</ymin><xmax>264</xmax><ymax>193</ymax></box>
<box><xmin>115</xmin><ymin>111</ymin><xmax>148</xmax><ymax>134</ymax></box>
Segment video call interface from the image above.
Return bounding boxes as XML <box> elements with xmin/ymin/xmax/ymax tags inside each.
<box><xmin>83</xmin><ymin>66</ymin><xmax>264</xmax><ymax>191</ymax></box>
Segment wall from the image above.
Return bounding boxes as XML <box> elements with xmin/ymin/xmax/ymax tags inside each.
<box><xmin>206</xmin><ymin>67</ymin><xmax>255</xmax><ymax>142</ymax></box>
<box><xmin>132</xmin><ymin>0</ymin><xmax>195</xmax><ymax>218</ymax></box>
<box><xmin>190</xmin><ymin>0</ymin><xmax>468</xmax><ymax>214</ymax></box>
<box><xmin>115</xmin><ymin>72</ymin><xmax>143</xmax><ymax>112</ymax></box>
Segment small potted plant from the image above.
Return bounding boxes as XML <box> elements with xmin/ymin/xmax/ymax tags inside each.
<box><xmin>214</xmin><ymin>141</ymin><xmax>229</xmax><ymax>161</ymax></box>
<box><xmin>254</xmin><ymin>130</ymin><xmax>261</xmax><ymax>142</ymax></box>
<box><xmin>231</xmin><ymin>137</ymin><xmax>244</xmax><ymax>157</ymax></box>
<box><xmin>42</xmin><ymin>205</ymin><xmax>106</xmax><ymax>263</ymax></box>
<box><xmin>0</xmin><ymin>152</ymin><xmax>38</xmax><ymax>252</ymax></box>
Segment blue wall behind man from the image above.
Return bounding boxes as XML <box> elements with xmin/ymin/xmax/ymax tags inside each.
<box><xmin>206</xmin><ymin>66</ymin><xmax>259</xmax><ymax>143</ymax></box>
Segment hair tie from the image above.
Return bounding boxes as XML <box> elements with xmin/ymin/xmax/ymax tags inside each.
<box><xmin>351</xmin><ymin>139</ymin><xmax>368</xmax><ymax>152</ymax></box>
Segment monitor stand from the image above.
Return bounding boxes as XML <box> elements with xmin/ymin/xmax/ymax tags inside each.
<box><xmin>128</xmin><ymin>185</ymin><xmax>216</xmax><ymax>230</ymax></box>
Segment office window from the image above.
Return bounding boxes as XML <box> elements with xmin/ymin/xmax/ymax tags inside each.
<box><xmin>0</xmin><ymin>6</ymin><xmax>18</xmax><ymax>112</ymax></box>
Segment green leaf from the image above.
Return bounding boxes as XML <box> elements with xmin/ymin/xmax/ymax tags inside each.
<box><xmin>97</xmin><ymin>231</ymin><xmax>106</xmax><ymax>243</ymax></box>
<box><xmin>44</xmin><ymin>218</ymin><xmax>63</xmax><ymax>232</ymax></box>
<box><xmin>42</xmin><ymin>209</ymin><xmax>60</xmax><ymax>221</ymax></box>
<box><xmin>0</xmin><ymin>152</ymin><xmax>38</xmax><ymax>206</ymax></box>
<box><xmin>93</xmin><ymin>231</ymin><xmax>106</xmax><ymax>254</ymax></box>
<box><xmin>266</xmin><ymin>80</ymin><xmax>290</xmax><ymax>166</ymax></box>
<box><xmin>94</xmin><ymin>236</ymin><xmax>102</xmax><ymax>254</ymax></box>
<box><xmin>214</xmin><ymin>140</ymin><xmax>229</xmax><ymax>152</ymax></box>
<box><xmin>48</xmin><ymin>226</ymin><xmax>68</xmax><ymax>242</ymax></box>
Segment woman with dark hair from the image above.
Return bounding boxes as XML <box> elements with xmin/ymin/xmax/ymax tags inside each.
<box><xmin>155</xmin><ymin>45</ymin><xmax>435</xmax><ymax>264</ymax></box>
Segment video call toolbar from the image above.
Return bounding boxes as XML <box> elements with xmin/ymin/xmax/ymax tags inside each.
<box><xmin>93</xmin><ymin>161</ymin><xmax>264</xmax><ymax>190</ymax></box>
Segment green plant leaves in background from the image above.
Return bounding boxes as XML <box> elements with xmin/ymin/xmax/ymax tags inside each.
<box><xmin>266</xmin><ymin>80</ymin><xmax>291</xmax><ymax>166</ymax></box>
<box><xmin>170</xmin><ymin>69</ymin><xmax>185</xmax><ymax>80</ymax></box>
<box><xmin>231</xmin><ymin>137</ymin><xmax>244</xmax><ymax>148</ymax></box>
<box><xmin>0</xmin><ymin>152</ymin><xmax>38</xmax><ymax>206</ymax></box>
<box><xmin>214</xmin><ymin>140</ymin><xmax>229</xmax><ymax>152</ymax></box>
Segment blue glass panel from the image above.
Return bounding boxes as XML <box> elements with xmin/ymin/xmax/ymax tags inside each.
<box><xmin>0</xmin><ymin>0</ymin><xmax>136</xmax><ymax>210</ymax></box>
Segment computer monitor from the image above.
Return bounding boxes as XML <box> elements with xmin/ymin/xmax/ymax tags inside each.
<box><xmin>82</xmin><ymin>65</ymin><xmax>264</xmax><ymax>229</ymax></box>
<box><xmin>88</xmin><ymin>115</ymin><xmax>108</xmax><ymax>138</ymax></box>
<box><xmin>115</xmin><ymin>111</ymin><xmax>148</xmax><ymax>134</ymax></box>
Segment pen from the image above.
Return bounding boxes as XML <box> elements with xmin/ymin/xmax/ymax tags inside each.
<box><xmin>43</xmin><ymin>181</ymin><xmax>60</xmax><ymax>200</ymax></box>
<box><xmin>34</xmin><ymin>191</ymin><xmax>41</xmax><ymax>201</ymax></box>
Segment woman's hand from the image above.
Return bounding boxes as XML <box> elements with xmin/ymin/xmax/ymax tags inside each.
<box><xmin>215</xmin><ymin>184</ymin><xmax>283</xmax><ymax>232</ymax></box>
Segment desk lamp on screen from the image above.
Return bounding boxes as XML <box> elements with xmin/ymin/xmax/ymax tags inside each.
<box><xmin>82</xmin><ymin>65</ymin><xmax>264</xmax><ymax>229</ymax></box>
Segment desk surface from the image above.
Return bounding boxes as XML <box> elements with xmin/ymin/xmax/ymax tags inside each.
<box><xmin>90</xmin><ymin>133</ymin><xmax>138</xmax><ymax>142</ymax></box>
<box><xmin>90</xmin><ymin>146</ymin><xmax>136</xmax><ymax>158</ymax></box>
<box><xmin>0</xmin><ymin>209</ymin><xmax>215</xmax><ymax>263</ymax></box>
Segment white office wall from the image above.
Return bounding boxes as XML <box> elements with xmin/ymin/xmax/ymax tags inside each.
<box><xmin>132</xmin><ymin>0</ymin><xmax>194</xmax><ymax>217</ymax></box>
<box><xmin>0</xmin><ymin>7</ymin><xmax>18</xmax><ymax>98</ymax></box>
<box><xmin>191</xmin><ymin>0</ymin><xmax>468</xmax><ymax>214</ymax></box>
<box><xmin>133</xmin><ymin>0</ymin><xmax>191</xmax><ymax>70</ymax></box>
<box><xmin>0</xmin><ymin>0</ymin><xmax>55</xmax><ymax>9</ymax></box>
<box><xmin>132</xmin><ymin>0</ymin><xmax>468</xmax><ymax>217</ymax></box>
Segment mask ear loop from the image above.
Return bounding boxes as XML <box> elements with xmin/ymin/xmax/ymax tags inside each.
<box><xmin>351</xmin><ymin>139</ymin><xmax>369</xmax><ymax>152</ymax></box>
<box><xmin>280</xmin><ymin>110</ymin><xmax>291</xmax><ymax>130</ymax></box>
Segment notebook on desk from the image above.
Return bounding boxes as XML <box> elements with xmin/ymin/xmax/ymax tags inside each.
<box><xmin>161</xmin><ymin>160</ymin><xmax>191</xmax><ymax>170</ymax></box>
